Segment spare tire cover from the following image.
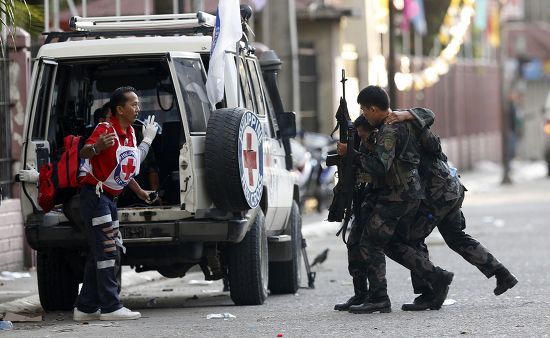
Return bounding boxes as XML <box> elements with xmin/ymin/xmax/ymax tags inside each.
<box><xmin>205</xmin><ymin>107</ymin><xmax>264</xmax><ymax>211</ymax></box>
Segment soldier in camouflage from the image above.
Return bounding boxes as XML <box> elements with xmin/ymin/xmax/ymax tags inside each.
<box><xmin>337</xmin><ymin>86</ymin><xmax>454</xmax><ymax>314</ymax></box>
<box><xmin>386</xmin><ymin>109</ymin><xmax>518</xmax><ymax>311</ymax></box>
<box><xmin>334</xmin><ymin>115</ymin><xmax>376</xmax><ymax>311</ymax></box>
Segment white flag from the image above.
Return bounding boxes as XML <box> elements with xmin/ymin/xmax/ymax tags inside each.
<box><xmin>205</xmin><ymin>0</ymin><xmax>243</xmax><ymax>105</ymax></box>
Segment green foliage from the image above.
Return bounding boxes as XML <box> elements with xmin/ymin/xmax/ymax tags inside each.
<box><xmin>1</xmin><ymin>0</ymin><xmax>44</xmax><ymax>53</ymax></box>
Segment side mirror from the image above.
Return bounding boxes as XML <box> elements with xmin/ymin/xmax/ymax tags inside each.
<box><xmin>279</xmin><ymin>111</ymin><xmax>297</xmax><ymax>138</ymax></box>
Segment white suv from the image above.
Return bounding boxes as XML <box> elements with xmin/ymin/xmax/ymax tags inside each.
<box><xmin>18</xmin><ymin>12</ymin><xmax>301</xmax><ymax>310</ymax></box>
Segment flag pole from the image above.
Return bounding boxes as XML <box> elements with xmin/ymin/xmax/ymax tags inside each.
<box><xmin>236</xmin><ymin>41</ymin><xmax>241</xmax><ymax>107</ymax></box>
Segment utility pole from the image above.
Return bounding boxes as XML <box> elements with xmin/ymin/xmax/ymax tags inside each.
<box><xmin>498</xmin><ymin>1</ymin><xmax>512</xmax><ymax>184</ymax></box>
<box><xmin>388</xmin><ymin>0</ymin><xmax>397</xmax><ymax>107</ymax></box>
<box><xmin>261</xmin><ymin>0</ymin><xmax>300</xmax><ymax>117</ymax></box>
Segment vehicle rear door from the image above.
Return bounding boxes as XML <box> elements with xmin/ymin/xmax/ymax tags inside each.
<box><xmin>20</xmin><ymin>58</ymin><xmax>58</xmax><ymax>220</ymax></box>
<box><xmin>167</xmin><ymin>52</ymin><xmax>213</xmax><ymax>213</ymax></box>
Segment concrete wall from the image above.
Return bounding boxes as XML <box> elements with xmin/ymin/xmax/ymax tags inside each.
<box><xmin>297</xmin><ymin>19</ymin><xmax>343</xmax><ymax>135</ymax></box>
<box><xmin>0</xmin><ymin>199</ymin><xmax>24</xmax><ymax>270</ymax></box>
<box><xmin>0</xmin><ymin>29</ymin><xmax>32</xmax><ymax>269</ymax></box>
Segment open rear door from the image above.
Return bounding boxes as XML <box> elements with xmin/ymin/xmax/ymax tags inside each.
<box><xmin>20</xmin><ymin>58</ymin><xmax>58</xmax><ymax>220</ymax></box>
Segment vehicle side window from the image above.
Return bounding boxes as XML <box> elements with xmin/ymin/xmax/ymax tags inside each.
<box><xmin>32</xmin><ymin>61</ymin><xmax>57</xmax><ymax>140</ymax></box>
<box><xmin>173</xmin><ymin>58</ymin><xmax>211</xmax><ymax>133</ymax></box>
<box><xmin>235</xmin><ymin>56</ymin><xmax>256</xmax><ymax>112</ymax></box>
<box><xmin>245</xmin><ymin>59</ymin><xmax>266</xmax><ymax>116</ymax></box>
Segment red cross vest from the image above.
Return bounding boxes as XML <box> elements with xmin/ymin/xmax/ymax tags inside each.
<box><xmin>80</xmin><ymin>125</ymin><xmax>140</xmax><ymax>196</ymax></box>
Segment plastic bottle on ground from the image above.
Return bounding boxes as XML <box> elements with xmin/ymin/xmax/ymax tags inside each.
<box><xmin>0</xmin><ymin>321</ymin><xmax>13</xmax><ymax>331</ymax></box>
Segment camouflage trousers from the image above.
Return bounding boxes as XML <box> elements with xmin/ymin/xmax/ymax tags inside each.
<box><xmin>343</xmin><ymin>189</ymin><xmax>376</xmax><ymax>296</ymax></box>
<box><xmin>360</xmin><ymin>199</ymin><xmax>442</xmax><ymax>299</ymax></box>
<box><xmin>409</xmin><ymin>185</ymin><xmax>504</xmax><ymax>294</ymax></box>
<box><xmin>347</xmin><ymin>195</ymin><xmax>376</xmax><ymax>280</ymax></box>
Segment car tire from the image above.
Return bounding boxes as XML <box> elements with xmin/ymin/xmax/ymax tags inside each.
<box><xmin>228</xmin><ymin>209</ymin><xmax>269</xmax><ymax>305</ymax></box>
<box><xmin>37</xmin><ymin>250</ymin><xmax>80</xmax><ymax>311</ymax></box>
<box><xmin>269</xmin><ymin>201</ymin><xmax>302</xmax><ymax>294</ymax></box>
<box><xmin>205</xmin><ymin>107</ymin><xmax>264</xmax><ymax>212</ymax></box>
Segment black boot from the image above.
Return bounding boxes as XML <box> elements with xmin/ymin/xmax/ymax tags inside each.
<box><xmin>334</xmin><ymin>293</ymin><xmax>368</xmax><ymax>311</ymax></box>
<box><xmin>334</xmin><ymin>277</ymin><xmax>368</xmax><ymax>311</ymax></box>
<box><xmin>348</xmin><ymin>296</ymin><xmax>391</xmax><ymax>314</ymax></box>
<box><xmin>494</xmin><ymin>268</ymin><xmax>518</xmax><ymax>296</ymax></box>
<box><xmin>429</xmin><ymin>268</ymin><xmax>454</xmax><ymax>310</ymax></box>
<box><xmin>401</xmin><ymin>293</ymin><xmax>436</xmax><ymax>311</ymax></box>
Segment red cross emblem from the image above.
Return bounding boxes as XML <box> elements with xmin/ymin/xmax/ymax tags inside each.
<box><xmin>121</xmin><ymin>158</ymin><xmax>136</xmax><ymax>180</ymax></box>
<box><xmin>243</xmin><ymin>133</ymin><xmax>257</xmax><ymax>186</ymax></box>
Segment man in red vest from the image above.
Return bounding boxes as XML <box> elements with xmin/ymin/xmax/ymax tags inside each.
<box><xmin>75</xmin><ymin>86</ymin><xmax>159</xmax><ymax>321</ymax></box>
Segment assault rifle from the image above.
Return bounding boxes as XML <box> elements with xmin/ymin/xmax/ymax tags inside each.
<box><xmin>326</xmin><ymin>69</ymin><xmax>357</xmax><ymax>243</ymax></box>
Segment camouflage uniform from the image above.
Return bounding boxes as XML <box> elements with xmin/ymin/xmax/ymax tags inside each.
<box><xmin>407</xmin><ymin>123</ymin><xmax>505</xmax><ymax>296</ymax></box>
<box><xmin>346</xmin><ymin>169</ymin><xmax>375</xmax><ymax>294</ymax></box>
<box><xmin>355</xmin><ymin>121</ymin><xmax>447</xmax><ymax>300</ymax></box>
<box><xmin>334</xmin><ymin>144</ymin><xmax>376</xmax><ymax>311</ymax></box>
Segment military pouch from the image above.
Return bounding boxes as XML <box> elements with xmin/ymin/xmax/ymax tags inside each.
<box><xmin>356</xmin><ymin>171</ymin><xmax>372</xmax><ymax>184</ymax></box>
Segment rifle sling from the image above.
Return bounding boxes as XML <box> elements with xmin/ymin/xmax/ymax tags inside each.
<box><xmin>335</xmin><ymin>218</ymin><xmax>349</xmax><ymax>244</ymax></box>
<box><xmin>330</xmin><ymin>121</ymin><xmax>339</xmax><ymax>138</ymax></box>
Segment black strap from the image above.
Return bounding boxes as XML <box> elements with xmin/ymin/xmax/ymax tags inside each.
<box><xmin>330</xmin><ymin>121</ymin><xmax>339</xmax><ymax>139</ymax></box>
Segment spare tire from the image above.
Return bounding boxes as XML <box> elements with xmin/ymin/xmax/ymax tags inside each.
<box><xmin>205</xmin><ymin>108</ymin><xmax>264</xmax><ymax>211</ymax></box>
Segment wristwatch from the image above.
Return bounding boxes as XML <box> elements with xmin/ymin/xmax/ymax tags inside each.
<box><xmin>91</xmin><ymin>144</ymin><xmax>99</xmax><ymax>155</ymax></box>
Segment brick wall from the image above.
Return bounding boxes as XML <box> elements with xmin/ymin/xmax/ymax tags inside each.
<box><xmin>0</xmin><ymin>199</ymin><xmax>24</xmax><ymax>270</ymax></box>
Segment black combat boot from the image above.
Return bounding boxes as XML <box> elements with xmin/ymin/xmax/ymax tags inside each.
<box><xmin>334</xmin><ymin>277</ymin><xmax>368</xmax><ymax>311</ymax></box>
<box><xmin>348</xmin><ymin>296</ymin><xmax>391</xmax><ymax>314</ymax></box>
<box><xmin>401</xmin><ymin>293</ymin><xmax>436</xmax><ymax>311</ymax></box>
<box><xmin>494</xmin><ymin>268</ymin><xmax>518</xmax><ymax>296</ymax></box>
<box><xmin>428</xmin><ymin>268</ymin><xmax>454</xmax><ymax>310</ymax></box>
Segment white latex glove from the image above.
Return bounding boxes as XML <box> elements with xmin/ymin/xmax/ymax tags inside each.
<box><xmin>19</xmin><ymin>166</ymin><xmax>40</xmax><ymax>183</ymax></box>
<box><xmin>142</xmin><ymin>115</ymin><xmax>159</xmax><ymax>146</ymax></box>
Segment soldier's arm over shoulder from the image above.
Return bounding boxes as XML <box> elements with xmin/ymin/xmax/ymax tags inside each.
<box><xmin>354</xmin><ymin>124</ymin><xmax>397</xmax><ymax>175</ymax></box>
<box><xmin>409</xmin><ymin>108</ymin><xmax>435</xmax><ymax>129</ymax></box>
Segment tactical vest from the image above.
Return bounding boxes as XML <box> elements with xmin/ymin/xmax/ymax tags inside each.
<box><xmin>373</xmin><ymin>122</ymin><xmax>423</xmax><ymax>200</ymax></box>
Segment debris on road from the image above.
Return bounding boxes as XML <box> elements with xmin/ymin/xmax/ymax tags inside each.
<box><xmin>443</xmin><ymin>299</ymin><xmax>456</xmax><ymax>306</ymax></box>
<box><xmin>0</xmin><ymin>321</ymin><xmax>13</xmax><ymax>330</ymax></box>
<box><xmin>206</xmin><ymin>313</ymin><xmax>236</xmax><ymax>320</ymax></box>
<box><xmin>3</xmin><ymin>312</ymin><xmax>43</xmax><ymax>322</ymax></box>
<box><xmin>0</xmin><ymin>272</ymin><xmax>31</xmax><ymax>281</ymax></box>
<box><xmin>188</xmin><ymin>280</ymin><xmax>213</xmax><ymax>285</ymax></box>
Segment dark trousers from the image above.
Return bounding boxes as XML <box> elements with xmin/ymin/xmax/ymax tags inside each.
<box><xmin>347</xmin><ymin>194</ymin><xmax>376</xmax><ymax>279</ymax></box>
<box><xmin>361</xmin><ymin>200</ymin><xmax>441</xmax><ymax>299</ymax></box>
<box><xmin>75</xmin><ymin>186</ymin><xmax>123</xmax><ymax>314</ymax></box>
<box><xmin>410</xmin><ymin>187</ymin><xmax>504</xmax><ymax>294</ymax></box>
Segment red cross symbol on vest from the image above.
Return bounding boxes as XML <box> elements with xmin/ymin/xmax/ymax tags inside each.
<box><xmin>122</xmin><ymin>158</ymin><xmax>136</xmax><ymax>180</ymax></box>
<box><xmin>243</xmin><ymin>133</ymin><xmax>258</xmax><ymax>186</ymax></box>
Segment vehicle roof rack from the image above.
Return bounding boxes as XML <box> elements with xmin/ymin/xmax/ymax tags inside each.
<box><xmin>43</xmin><ymin>12</ymin><xmax>216</xmax><ymax>44</ymax></box>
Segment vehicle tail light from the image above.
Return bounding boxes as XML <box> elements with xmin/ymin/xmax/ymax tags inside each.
<box><xmin>545</xmin><ymin>119</ymin><xmax>550</xmax><ymax>135</ymax></box>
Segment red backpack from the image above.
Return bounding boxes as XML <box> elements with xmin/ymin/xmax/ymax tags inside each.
<box><xmin>38</xmin><ymin>135</ymin><xmax>83</xmax><ymax>212</ymax></box>
<box><xmin>57</xmin><ymin>135</ymin><xmax>82</xmax><ymax>189</ymax></box>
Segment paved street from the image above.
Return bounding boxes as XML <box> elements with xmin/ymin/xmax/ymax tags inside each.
<box><xmin>2</xmin><ymin>169</ymin><xmax>550</xmax><ymax>337</ymax></box>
